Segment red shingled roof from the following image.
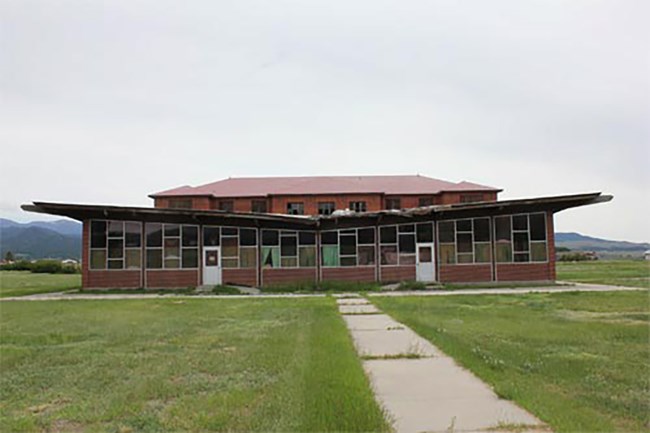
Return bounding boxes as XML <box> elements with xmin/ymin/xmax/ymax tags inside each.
<box><xmin>150</xmin><ymin>175</ymin><xmax>500</xmax><ymax>198</ymax></box>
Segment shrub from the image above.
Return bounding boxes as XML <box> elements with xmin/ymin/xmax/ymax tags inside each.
<box><xmin>395</xmin><ymin>280</ymin><xmax>428</xmax><ymax>291</ymax></box>
<box><xmin>0</xmin><ymin>260</ymin><xmax>33</xmax><ymax>271</ymax></box>
<box><xmin>30</xmin><ymin>260</ymin><xmax>79</xmax><ymax>274</ymax></box>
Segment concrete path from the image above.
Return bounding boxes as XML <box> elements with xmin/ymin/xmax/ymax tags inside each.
<box><xmin>338</xmin><ymin>296</ymin><xmax>548</xmax><ymax>433</ymax></box>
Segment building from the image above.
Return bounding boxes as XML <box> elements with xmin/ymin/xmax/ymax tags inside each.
<box><xmin>22</xmin><ymin>175</ymin><xmax>611</xmax><ymax>289</ymax></box>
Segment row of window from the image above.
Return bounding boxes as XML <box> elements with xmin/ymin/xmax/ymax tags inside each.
<box><xmin>89</xmin><ymin>214</ymin><xmax>547</xmax><ymax>270</ymax></box>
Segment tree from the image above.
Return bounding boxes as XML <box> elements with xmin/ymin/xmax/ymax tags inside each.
<box><xmin>4</xmin><ymin>251</ymin><xmax>14</xmax><ymax>262</ymax></box>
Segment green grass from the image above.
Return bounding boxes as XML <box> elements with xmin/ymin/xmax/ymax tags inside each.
<box><xmin>0</xmin><ymin>271</ymin><xmax>81</xmax><ymax>298</ymax></box>
<box><xmin>0</xmin><ymin>298</ymin><xmax>389</xmax><ymax>432</ymax></box>
<box><xmin>557</xmin><ymin>260</ymin><xmax>650</xmax><ymax>288</ymax></box>
<box><xmin>262</xmin><ymin>280</ymin><xmax>382</xmax><ymax>293</ymax></box>
<box><xmin>374</xmin><ymin>291</ymin><xmax>650</xmax><ymax>433</ymax></box>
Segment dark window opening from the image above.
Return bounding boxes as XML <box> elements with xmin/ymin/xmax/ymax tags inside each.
<box><xmin>318</xmin><ymin>202</ymin><xmax>336</xmax><ymax>215</ymax></box>
<box><xmin>418</xmin><ymin>197</ymin><xmax>433</xmax><ymax>207</ymax></box>
<box><xmin>349</xmin><ymin>201</ymin><xmax>367</xmax><ymax>212</ymax></box>
<box><xmin>386</xmin><ymin>198</ymin><xmax>401</xmax><ymax>210</ymax></box>
<box><xmin>460</xmin><ymin>194</ymin><xmax>484</xmax><ymax>203</ymax></box>
<box><xmin>219</xmin><ymin>200</ymin><xmax>234</xmax><ymax>212</ymax></box>
<box><xmin>287</xmin><ymin>202</ymin><xmax>304</xmax><ymax>215</ymax></box>
<box><xmin>168</xmin><ymin>198</ymin><xmax>193</xmax><ymax>209</ymax></box>
<box><xmin>251</xmin><ymin>200</ymin><xmax>267</xmax><ymax>213</ymax></box>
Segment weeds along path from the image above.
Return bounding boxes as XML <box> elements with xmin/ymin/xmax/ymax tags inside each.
<box><xmin>336</xmin><ymin>294</ymin><xmax>549</xmax><ymax>433</ymax></box>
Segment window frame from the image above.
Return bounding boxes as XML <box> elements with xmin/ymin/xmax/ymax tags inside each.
<box><xmin>145</xmin><ymin>223</ymin><xmax>200</xmax><ymax>270</ymax></box>
<box><xmin>349</xmin><ymin>201</ymin><xmax>367</xmax><ymax>213</ymax></box>
<box><xmin>437</xmin><ymin>217</ymin><xmax>492</xmax><ymax>265</ymax></box>
<box><xmin>318</xmin><ymin>202</ymin><xmax>336</xmax><ymax>215</ymax></box>
<box><xmin>320</xmin><ymin>227</ymin><xmax>376</xmax><ymax>268</ymax></box>
<box><xmin>493</xmin><ymin>212</ymin><xmax>548</xmax><ymax>264</ymax></box>
<box><xmin>89</xmin><ymin>220</ymin><xmax>142</xmax><ymax>271</ymax></box>
<box><xmin>286</xmin><ymin>202</ymin><xmax>304</xmax><ymax>215</ymax></box>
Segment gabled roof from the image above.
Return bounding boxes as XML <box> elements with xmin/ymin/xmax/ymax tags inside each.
<box><xmin>149</xmin><ymin>175</ymin><xmax>501</xmax><ymax>198</ymax></box>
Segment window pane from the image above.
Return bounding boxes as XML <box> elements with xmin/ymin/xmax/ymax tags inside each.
<box><xmin>340</xmin><ymin>234</ymin><xmax>356</xmax><ymax>255</ymax></box>
<box><xmin>458</xmin><ymin>253</ymin><xmax>473</xmax><ymax>264</ymax></box>
<box><xmin>357</xmin><ymin>228</ymin><xmax>375</xmax><ymax>244</ymax></box>
<box><xmin>474</xmin><ymin>243</ymin><xmax>491</xmax><ymax>263</ymax></box>
<box><xmin>181</xmin><ymin>248</ymin><xmax>198</xmax><ymax>268</ymax></box>
<box><xmin>399</xmin><ymin>234</ymin><xmax>415</xmax><ymax>253</ymax></box>
<box><xmin>416</xmin><ymin>223</ymin><xmax>433</xmax><ymax>243</ymax></box>
<box><xmin>380</xmin><ymin>245</ymin><xmax>398</xmax><ymax>265</ymax></box>
<box><xmin>531</xmin><ymin>242</ymin><xmax>547</xmax><ymax>262</ymax></box>
<box><xmin>399</xmin><ymin>224</ymin><xmax>415</xmax><ymax>233</ymax></box>
<box><xmin>299</xmin><ymin>231</ymin><xmax>316</xmax><ymax>245</ymax></box>
<box><xmin>440</xmin><ymin>244</ymin><xmax>456</xmax><ymax>264</ymax></box>
<box><xmin>251</xmin><ymin>200</ymin><xmax>267</xmax><ymax>213</ymax></box>
<box><xmin>281</xmin><ymin>257</ymin><xmax>298</xmax><ymax>267</ymax></box>
<box><xmin>164</xmin><ymin>241</ymin><xmax>180</xmax><ymax>261</ymax></box>
<box><xmin>299</xmin><ymin>246</ymin><xmax>316</xmax><ymax>267</ymax></box>
<box><xmin>496</xmin><ymin>243</ymin><xmax>512</xmax><ymax>263</ymax></box>
<box><xmin>321</xmin><ymin>231</ymin><xmax>338</xmax><ymax>245</ymax></box>
<box><xmin>495</xmin><ymin>217</ymin><xmax>511</xmax><ymax>241</ymax></box>
<box><xmin>146</xmin><ymin>223</ymin><xmax>163</xmax><ymax>247</ymax></box>
<box><xmin>180</xmin><ymin>226</ymin><xmax>197</xmax><ymax>247</ymax></box>
<box><xmin>358</xmin><ymin>245</ymin><xmax>375</xmax><ymax>265</ymax></box>
<box><xmin>418</xmin><ymin>246</ymin><xmax>432</xmax><ymax>263</ymax></box>
<box><xmin>164</xmin><ymin>224</ymin><xmax>180</xmax><ymax>237</ymax></box>
<box><xmin>418</xmin><ymin>197</ymin><xmax>433</xmax><ymax>207</ymax></box>
<box><xmin>164</xmin><ymin>258</ymin><xmax>180</xmax><ymax>269</ymax></box>
<box><xmin>125</xmin><ymin>222</ymin><xmax>141</xmax><ymax>248</ymax></box>
<box><xmin>340</xmin><ymin>256</ymin><xmax>356</xmax><ymax>267</ymax></box>
<box><xmin>125</xmin><ymin>249</ymin><xmax>141</xmax><ymax>269</ymax></box>
<box><xmin>262</xmin><ymin>230</ymin><xmax>279</xmax><ymax>246</ymax></box>
<box><xmin>108</xmin><ymin>221</ymin><xmax>123</xmax><ymax>237</ymax></box>
<box><xmin>386</xmin><ymin>198</ymin><xmax>401</xmax><ymax>209</ymax></box>
<box><xmin>438</xmin><ymin>221</ymin><xmax>455</xmax><ymax>243</ymax></box>
<box><xmin>281</xmin><ymin>235</ymin><xmax>297</xmax><ymax>257</ymax></box>
<box><xmin>456</xmin><ymin>219</ymin><xmax>472</xmax><ymax>232</ymax></box>
<box><xmin>108</xmin><ymin>239</ymin><xmax>123</xmax><ymax>259</ymax></box>
<box><xmin>513</xmin><ymin>232</ymin><xmax>529</xmax><ymax>252</ymax></box>
<box><xmin>239</xmin><ymin>228</ymin><xmax>257</xmax><ymax>246</ymax></box>
<box><xmin>221</xmin><ymin>227</ymin><xmax>237</xmax><ymax>236</ymax></box>
<box><xmin>146</xmin><ymin>249</ymin><xmax>162</xmax><ymax>269</ymax></box>
<box><xmin>457</xmin><ymin>233</ymin><xmax>473</xmax><ymax>253</ymax></box>
<box><xmin>219</xmin><ymin>201</ymin><xmax>234</xmax><ymax>212</ymax></box>
<box><xmin>262</xmin><ymin>247</ymin><xmax>280</xmax><ymax>268</ymax></box>
<box><xmin>108</xmin><ymin>259</ymin><xmax>123</xmax><ymax>269</ymax></box>
<box><xmin>514</xmin><ymin>253</ymin><xmax>530</xmax><ymax>262</ymax></box>
<box><xmin>529</xmin><ymin>213</ymin><xmax>547</xmax><ymax>241</ymax></box>
<box><xmin>321</xmin><ymin>245</ymin><xmax>339</xmax><ymax>267</ymax></box>
<box><xmin>399</xmin><ymin>254</ymin><xmax>416</xmax><ymax>265</ymax></box>
<box><xmin>512</xmin><ymin>215</ymin><xmax>528</xmax><ymax>231</ymax></box>
<box><xmin>473</xmin><ymin>218</ymin><xmax>490</xmax><ymax>242</ymax></box>
<box><xmin>203</xmin><ymin>227</ymin><xmax>220</xmax><ymax>246</ymax></box>
<box><xmin>222</xmin><ymin>258</ymin><xmax>238</xmax><ymax>268</ymax></box>
<box><xmin>90</xmin><ymin>250</ymin><xmax>106</xmax><ymax>269</ymax></box>
<box><xmin>318</xmin><ymin>202</ymin><xmax>335</xmax><ymax>215</ymax></box>
<box><xmin>380</xmin><ymin>226</ymin><xmax>397</xmax><ymax>244</ymax></box>
<box><xmin>239</xmin><ymin>247</ymin><xmax>256</xmax><ymax>268</ymax></box>
<box><xmin>286</xmin><ymin>202</ymin><xmax>304</xmax><ymax>215</ymax></box>
<box><xmin>91</xmin><ymin>221</ymin><xmax>107</xmax><ymax>248</ymax></box>
<box><xmin>222</xmin><ymin>237</ymin><xmax>238</xmax><ymax>257</ymax></box>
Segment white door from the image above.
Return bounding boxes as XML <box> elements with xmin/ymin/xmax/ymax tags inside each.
<box><xmin>416</xmin><ymin>243</ymin><xmax>435</xmax><ymax>282</ymax></box>
<box><xmin>203</xmin><ymin>247</ymin><xmax>222</xmax><ymax>285</ymax></box>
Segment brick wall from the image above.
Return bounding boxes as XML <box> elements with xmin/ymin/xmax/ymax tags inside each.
<box><xmin>262</xmin><ymin>268</ymin><xmax>317</xmax><ymax>286</ymax></box>
<box><xmin>222</xmin><ymin>268</ymin><xmax>258</xmax><ymax>286</ymax></box>
<box><xmin>270</xmin><ymin>194</ymin><xmax>384</xmax><ymax>214</ymax></box>
<box><xmin>380</xmin><ymin>266</ymin><xmax>416</xmax><ymax>282</ymax></box>
<box><xmin>439</xmin><ymin>264</ymin><xmax>492</xmax><ymax>283</ymax></box>
<box><xmin>146</xmin><ymin>270</ymin><xmax>199</xmax><ymax>288</ymax></box>
<box><xmin>322</xmin><ymin>267</ymin><xmax>376</xmax><ymax>282</ymax></box>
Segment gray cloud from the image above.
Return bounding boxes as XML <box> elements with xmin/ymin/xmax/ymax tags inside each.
<box><xmin>1</xmin><ymin>0</ymin><xmax>648</xmax><ymax>241</ymax></box>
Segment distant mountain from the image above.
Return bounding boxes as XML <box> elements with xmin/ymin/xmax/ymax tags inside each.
<box><xmin>0</xmin><ymin>218</ymin><xmax>81</xmax><ymax>259</ymax></box>
<box><xmin>555</xmin><ymin>232</ymin><xmax>650</xmax><ymax>253</ymax></box>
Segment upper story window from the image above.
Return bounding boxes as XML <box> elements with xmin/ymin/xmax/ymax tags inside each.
<box><xmin>168</xmin><ymin>199</ymin><xmax>192</xmax><ymax>209</ymax></box>
<box><xmin>349</xmin><ymin>201</ymin><xmax>367</xmax><ymax>212</ymax></box>
<box><xmin>287</xmin><ymin>202</ymin><xmax>304</xmax><ymax>215</ymax></box>
<box><xmin>318</xmin><ymin>202</ymin><xmax>335</xmax><ymax>215</ymax></box>
<box><xmin>418</xmin><ymin>197</ymin><xmax>433</xmax><ymax>207</ymax></box>
<box><xmin>219</xmin><ymin>200</ymin><xmax>234</xmax><ymax>212</ymax></box>
<box><xmin>386</xmin><ymin>198</ymin><xmax>401</xmax><ymax>210</ymax></box>
<box><xmin>251</xmin><ymin>199</ymin><xmax>267</xmax><ymax>213</ymax></box>
<box><xmin>460</xmin><ymin>193</ymin><xmax>484</xmax><ymax>203</ymax></box>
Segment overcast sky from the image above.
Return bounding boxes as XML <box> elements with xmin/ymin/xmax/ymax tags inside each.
<box><xmin>1</xmin><ymin>0</ymin><xmax>648</xmax><ymax>242</ymax></box>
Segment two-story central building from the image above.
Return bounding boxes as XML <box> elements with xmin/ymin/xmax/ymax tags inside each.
<box><xmin>23</xmin><ymin>175</ymin><xmax>611</xmax><ymax>289</ymax></box>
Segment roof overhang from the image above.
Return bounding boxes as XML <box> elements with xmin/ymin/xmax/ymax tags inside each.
<box><xmin>22</xmin><ymin>192</ymin><xmax>612</xmax><ymax>230</ymax></box>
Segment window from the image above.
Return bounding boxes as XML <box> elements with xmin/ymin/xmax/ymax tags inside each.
<box><xmin>219</xmin><ymin>200</ymin><xmax>234</xmax><ymax>212</ymax></box>
<box><xmin>318</xmin><ymin>202</ymin><xmax>336</xmax><ymax>215</ymax></box>
<box><xmin>90</xmin><ymin>220</ymin><xmax>142</xmax><ymax>270</ymax></box>
<box><xmin>460</xmin><ymin>194</ymin><xmax>484</xmax><ymax>203</ymax></box>
<box><xmin>146</xmin><ymin>223</ymin><xmax>198</xmax><ymax>269</ymax></box>
<box><xmin>386</xmin><ymin>198</ymin><xmax>401</xmax><ymax>210</ymax></box>
<box><xmin>321</xmin><ymin>228</ymin><xmax>375</xmax><ymax>267</ymax></box>
<box><xmin>495</xmin><ymin>213</ymin><xmax>547</xmax><ymax>263</ymax></box>
<box><xmin>380</xmin><ymin>224</ymin><xmax>414</xmax><ymax>265</ymax></box>
<box><xmin>251</xmin><ymin>200</ymin><xmax>267</xmax><ymax>213</ymax></box>
<box><xmin>262</xmin><ymin>230</ymin><xmax>315</xmax><ymax>268</ymax></box>
<box><xmin>168</xmin><ymin>198</ymin><xmax>192</xmax><ymax>209</ymax></box>
<box><xmin>349</xmin><ymin>201</ymin><xmax>367</xmax><ymax>212</ymax></box>
<box><xmin>437</xmin><ymin>218</ymin><xmax>491</xmax><ymax>264</ymax></box>
<box><xmin>287</xmin><ymin>202</ymin><xmax>304</xmax><ymax>215</ymax></box>
<box><xmin>418</xmin><ymin>197</ymin><xmax>433</xmax><ymax>207</ymax></box>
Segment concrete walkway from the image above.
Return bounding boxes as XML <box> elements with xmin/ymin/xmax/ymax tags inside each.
<box><xmin>338</xmin><ymin>295</ymin><xmax>548</xmax><ymax>433</ymax></box>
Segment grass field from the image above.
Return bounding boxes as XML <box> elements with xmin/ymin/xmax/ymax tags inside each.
<box><xmin>0</xmin><ymin>271</ymin><xmax>81</xmax><ymax>298</ymax></box>
<box><xmin>557</xmin><ymin>260</ymin><xmax>650</xmax><ymax>288</ymax></box>
<box><xmin>0</xmin><ymin>298</ymin><xmax>389</xmax><ymax>432</ymax></box>
<box><xmin>374</xmin><ymin>291</ymin><xmax>650</xmax><ymax>433</ymax></box>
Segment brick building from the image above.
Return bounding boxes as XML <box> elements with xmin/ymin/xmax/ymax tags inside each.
<box><xmin>23</xmin><ymin>175</ymin><xmax>611</xmax><ymax>289</ymax></box>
